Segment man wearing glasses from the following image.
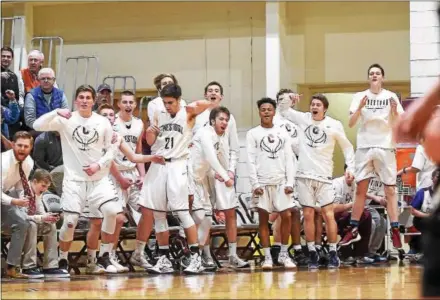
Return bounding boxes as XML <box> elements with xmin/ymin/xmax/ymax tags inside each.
<box><xmin>24</xmin><ymin>68</ymin><xmax>68</xmax><ymax>137</ymax></box>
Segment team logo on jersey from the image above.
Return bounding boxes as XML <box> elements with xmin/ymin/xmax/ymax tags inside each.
<box><xmin>365</xmin><ymin>98</ymin><xmax>390</xmax><ymax>112</ymax></box>
<box><xmin>213</xmin><ymin>142</ymin><xmax>220</xmax><ymax>150</ymax></box>
<box><xmin>304</xmin><ymin>125</ymin><xmax>327</xmax><ymax>148</ymax></box>
<box><xmin>260</xmin><ymin>134</ymin><xmax>283</xmax><ymax>159</ymax></box>
<box><xmin>124</xmin><ymin>135</ymin><xmax>138</xmax><ymax>144</ymax></box>
<box><xmin>283</xmin><ymin>123</ymin><xmax>298</xmax><ymax>138</ymax></box>
<box><xmin>72</xmin><ymin>126</ymin><xmax>99</xmax><ymax>151</ymax></box>
<box><xmin>158</xmin><ymin>123</ymin><xmax>183</xmax><ymax>137</ymax></box>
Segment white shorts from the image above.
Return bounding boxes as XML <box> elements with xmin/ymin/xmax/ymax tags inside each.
<box><xmin>110</xmin><ymin>168</ymin><xmax>140</xmax><ymax>212</ymax></box>
<box><xmin>191</xmin><ymin>177</ymin><xmax>213</xmax><ymax>216</ymax></box>
<box><xmin>213</xmin><ymin>178</ymin><xmax>238</xmax><ymax>211</ymax></box>
<box><xmin>138</xmin><ymin>159</ymin><xmax>189</xmax><ymax>212</ymax></box>
<box><xmin>355</xmin><ymin>148</ymin><xmax>397</xmax><ymax>186</ymax></box>
<box><xmin>251</xmin><ymin>184</ymin><xmax>295</xmax><ymax>213</ymax></box>
<box><xmin>61</xmin><ymin>177</ymin><xmax>121</xmax><ymax>219</ymax></box>
<box><xmin>296</xmin><ymin>178</ymin><xmax>335</xmax><ymax>208</ymax></box>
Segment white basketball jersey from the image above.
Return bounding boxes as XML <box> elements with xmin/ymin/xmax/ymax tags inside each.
<box><xmin>113</xmin><ymin>114</ymin><xmax>144</xmax><ymax>170</ymax></box>
<box><xmin>151</xmin><ymin>108</ymin><xmax>191</xmax><ymax>159</ymax></box>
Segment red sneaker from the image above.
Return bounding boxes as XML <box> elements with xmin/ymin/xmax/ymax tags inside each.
<box><xmin>391</xmin><ymin>227</ymin><xmax>402</xmax><ymax>249</ymax></box>
<box><xmin>338</xmin><ymin>227</ymin><xmax>361</xmax><ymax>247</ymax></box>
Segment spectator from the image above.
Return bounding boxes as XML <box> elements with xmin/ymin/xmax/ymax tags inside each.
<box><xmin>21</xmin><ymin>50</ymin><xmax>44</xmax><ymax>94</ymax></box>
<box><xmin>92</xmin><ymin>83</ymin><xmax>112</xmax><ymax>111</ymax></box>
<box><xmin>410</xmin><ymin>169</ymin><xmax>440</xmax><ymax>255</ymax></box>
<box><xmin>24</xmin><ymin>67</ymin><xmax>68</xmax><ymax>132</ymax></box>
<box><xmin>1</xmin><ymin>131</ymin><xmax>34</xmax><ymax>278</ymax></box>
<box><xmin>1</xmin><ymin>99</ymin><xmax>20</xmax><ymax>145</ymax></box>
<box><xmin>21</xmin><ymin>169</ymin><xmax>69</xmax><ymax>278</ymax></box>
<box><xmin>32</xmin><ymin>131</ymin><xmax>63</xmax><ymax>172</ymax></box>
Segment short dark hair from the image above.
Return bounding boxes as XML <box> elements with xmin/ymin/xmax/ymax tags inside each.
<box><xmin>153</xmin><ymin>73</ymin><xmax>178</xmax><ymax>91</ymax></box>
<box><xmin>204</xmin><ymin>81</ymin><xmax>224</xmax><ymax>95</ymax></box>
<box><xmin>432</xmin><ymin>169</ymin><xmax>440</xmax><ymax>179</ymax></box>
<box><xmin>119</xmin><ymin>90</ymin><xmax>136</xmax><ymax>101</ymax></box>
<box><xmin>32</xmin><ymin>168</ymin><xmax>52</xmax><ymax>184</ymax></box>
<box><xmin>367</xmin><ymin>63</ymin><xmax>385</xmax><ymax>77</ymax></box>
<box><xmin>257</xmin><ymin>97</ymin><xmax>277</xmax><ymax>110</ymax></box>
<box><xmin>97</xmin><ymin>103</ymin><xmax>114</xmax><ymax>114</ymax></box>
<box><xmin>75</xmin><ymin>84</ymin><xmax>96</xmax><ymax>100</ymax></box>
<box><xmin>209</xmin><ymin>106</ymin><xmax>230</xmax><ymax>126</ymax></box>
<box><xmin>310</xmin><ymin>93</ymin><xmax>329</xmax><ymax>110</ymax></box>
<box><xmin>276</xmin><ymin>88</ymin><xmax>294</xmax><ymax>102</ymax></box>
<box><xmin>13</xmin><ymin>131</ymin><xmax>34</xmax><ymax>145</ymax></box>
<box><xmin>160</xmin><ymin>83</ymin><xmax>182</xmax><ymax>99</ymax></box>
<box><xmin>1</xmin><ymin>46</ymin><xmax>14</xmax><ymax>58</ymax></box>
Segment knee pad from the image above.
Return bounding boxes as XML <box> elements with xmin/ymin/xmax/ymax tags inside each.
<box><xmin>100</xmin><ymin>202</ymin><xmax>121</xmax><ymax>235</ymax></box>
<box><xmin>191</xmin><ymin>210</ymin><xmax>205</xmax><ymax>225</ymax></box>
<box><xmin>59</xmin><ymin>213</ymin><xmax>79</xmax><ymax>242</ymax></box>
<box><xmin>177</xmin><ymin>211</ymin><xmax>195</xmax><ymax>229</ymax></box>
<box><xmin>153</xmin><ymin>211</ymin><xmax>169</xmax><ymax>233</ymax></box>
<box><xmin>197</xmin><ymin>216</ymin><xmax>212</xmax><ymax>244</ymax></box>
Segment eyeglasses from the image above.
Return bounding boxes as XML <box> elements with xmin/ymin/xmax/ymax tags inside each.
<box><xmin>39</xmin><ymin>77</ymin><xmax>55</xmax><ymax>82</ymax></box>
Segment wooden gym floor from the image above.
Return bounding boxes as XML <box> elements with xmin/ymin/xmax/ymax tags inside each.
<box><xmin>1</xmin><ymin>264</ymin><xmax>422</xmax><ymax>299</ymax></box>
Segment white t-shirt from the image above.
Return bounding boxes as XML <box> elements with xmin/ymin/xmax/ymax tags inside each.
<box><xmin>366</xmin><ymin>176</ymin><xmax>385</xmax><ymax>205</ymax></box>
<box><xmin>33</xmin><ymin>110</ymin><xmax>116</xmax><ymax>182</ymax></box>
<box><xmin>113</xmin><ymin>114</ymin><xmax>144</xmax><ymax>171</ymax></box>
<box><xmin>246</xmin><ymin>125</ymin><xmax>296</xmax><ymax>190</ymax></box>
<box><xmin>349</xmin><ymin>89</ymin><xmax>404</xmax><ymax>149</ymax></box>
<box><xmin>278</xmin><ymin>99</ymin><xmax>355</xmax><ymax>183</ymax></box>
<box><xmin>150</xmin><ymin>108</ymin><xmax>192</xmax><ymax>159</ymax></box>
<box><xmin>412</xmin><ymin>145</ymin><xmax>437</xmax><ymax>190</ymax></box>
<box><xmin>332</xmin><ymin>176</ymin><xmax>356</xmax><ymax>205</ymax></box>
<box><xmin>147</xmin><ymin>96</ymin><xmax>187</xmax><ymax>123</ymax></box>
<box><xmin>274</xmin><ymin>112</ymin><xmax>300</xmax><ymax>157</ymax></box>
<box><xmin>193</xmin><ymin>109</ymin><xmax>239</xmax><ymax>172</ymax></box>
<box><xmin>191</xmin><ymin>125</ymin><xmax>230</xmax><ymax>183</ymax></box>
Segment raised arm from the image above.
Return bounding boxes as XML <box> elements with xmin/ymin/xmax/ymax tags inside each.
<box><xmin>146</xmin><ymin>111</ymin><xmax>160</xmax><ymax>146</ymax></box>
<box><xmin>284</xmin><ymin>136</ymin><xmax>296</xmax><ymax>188</ymax></box>
<box><xmin>246</xmin><ymin>131</ymin><xmax>260</xmax><ymax>191</ymax></box>
<box><xmin>348</xmin><ymin>94</ymin><xmax>366</xmax><ymax>128</ymax></box>
<box><xmin>278</xmin><ymin>93</ymin><xmax>307</xmax><ymax>126</ymax></box>
<box><xmin>334</xmin><ymin>121</ymin><xmax>355</xmax><ymax>175</ymax></box>
<box><xmin>186</xmin><ymin>100</ymin><xmax>212</xmax><ymax>126</ymax></box>
<box><xmin>32</xmin><ymin>109</ymin><xmax>64</xmax><ymax>132</ymax></box>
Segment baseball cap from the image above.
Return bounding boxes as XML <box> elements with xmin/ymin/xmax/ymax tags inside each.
<box><xmin>97</xmin><ymin>83</ymin><xmax>112</xmax><ymax>93</ymax></box>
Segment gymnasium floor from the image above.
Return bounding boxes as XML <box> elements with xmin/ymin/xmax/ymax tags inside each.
<box><xmin>1</xmin><ymin>263</ymin><xmax>422</xmax><ymax>299</ymax></box>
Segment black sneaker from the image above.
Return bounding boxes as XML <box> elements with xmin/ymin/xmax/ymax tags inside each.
<box><xmin>22</xmin><ymin>267</ymin><xmax>44</xmax><ymax>279</ymax></box>
<box><xmin>43</xmin><ymin>268</ymin><xmax>70</xmax><ymax>278</ymax></box>
<box><xmin>317</xmin><ymin>247</ymin><xmax>329</xmax><ymax>267</ymax></box>
<box><xmin>270</xmin><ymin>245</ymin><xmax>281</xmax><ymax>266</ymax></box>
<box><xmin>328</xmin><ymin>251</ymin><xmax>340</xmax><ymax>269</ymax></box>
<box><xmin>293</xmin><ymin>250</ymin><xmax>309</xmax><ymax>267</ymax></box>
<box><xmin>58</xmin><ymin>259</ymin><xmax>68</xmax><ymax>271</ymax></box>
<box><xmin>96</xmin><ymin>252</ymin><xmax>118</xmax><ymax>274</ymax></box>
<box><xmin>308</xmin><ymin>251</ymin><xmax>319</xmax><ymax>270</ymax></box>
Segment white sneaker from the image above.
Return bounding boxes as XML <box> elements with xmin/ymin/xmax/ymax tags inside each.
<box><xmin>183</xmin><ymin>253</ymin><xmax>204</xmax><ymax>274</ymax></box>
<box><xmin>110</xmin><ymin>252</ymin><xmax>129</xmax><ymax>273</ymax></box>
<box><xmin>147</xmin><ymin>255</ymin><xmax>174</xmax><ymax>274</ymax></box>
<box><xmin>86</xmin><ymin>258</ymin><xmax>106</xmax><ymax>275</ymax></box>
<box><xmin>229</xmin><ymin>255</ymin><xmax>250</xmax><ymax>269</ymax></box>
<box><xmin>97</xmin><ymin>253</ymin><xmax>118</xmax><ymax>274</ymax></box>
<box><xmin>130</xmin><ymin>252</ymin><xmax>153</xmax><ymax>270</ymax></box>
<box><xmin>278</xmin><ymin>252</ymin><xmax>297</xmax><ymax>269</ymax></box>
<box><xmin>261</xmin><ymin>257</ymin><xmax>273</xmax><ymax>270</ymax></box>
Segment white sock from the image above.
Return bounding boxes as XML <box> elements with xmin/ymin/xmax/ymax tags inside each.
<box><xmin>293</xmin><ymin>244</ymin><xmax>302</xmax><ymax>251</ymax></box>
<box><xmin>229</xmin><ymin>242</ymin><xmax>237</xmax><ymax>257</ymax></box>
<box><xmin>99</xmin><ymin>243</ymin><xmax>113</xmax><ymax>257</ymax></box>
<box><xmin>281</xmin><ymin>244</ymin><xmax>289</xmax><ymax>254</ymax></box>
<box><xmin>87</xmin><ymin>249</ymin><xmax>97</xmax><ymax>262</ymax></box>
<box><xmin>59</xmin><ymin>250</ymin><xmax>69</xmax><ymax>261</ymax></box>
<box><xmin>203</xmin><ymin>245</ymin><xmax>212</xmax><ymax>258</ymax></box>
<box><xmin>329</xmin><ymin>243</ymin><xmax>337</xmax><ymax>252</ymax></box>
<box><xmin>264</xmin><ymin>248</ymin><xmax>272</xmax><ymax>259</ymax></box>
<box><xmin>307</xmin><ymin>242</ymin><xmax>316</xmax><ymax>252</ymax></box>
<box><xmin>135</xmin><ymin>240</ymin><xmax>147</xmax><ymax>255</ymax></box>
<box><xmin>315</xmin><ymin>244</ymin><xmax>322</xmax><ymax>251</ymax></box>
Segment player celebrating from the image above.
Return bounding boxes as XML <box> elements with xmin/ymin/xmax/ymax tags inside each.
<box><xmin>340</xmin><ymin>64</ymin><xmax>404</xmax><ymax>249</ymax></box>
<box><xmin>246</xmin><ymin>97</ymin><xmax>297</xmax><ymax>269</ymax></box>
<box><xmin>140</xmin><ymin>83</ymin><xmax>212</xmax><ymax>274</ymax></box>
<box><xmin>279</xmin><ymin>93</ymin><xmax>355</xmax><ymax>269</ymax></box>
<box><xmin>32</xmin><ymin>84</ymin><xmax>122</xmax><ymax>273</ymax></box>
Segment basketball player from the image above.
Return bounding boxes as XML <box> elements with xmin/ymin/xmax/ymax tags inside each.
<box><xmin>190</xmin><ymin>81</ymin><xmax>248</xmax><ymax>269</ymax></box>
<box><xmin>140</xmin><ymin>83</ymin><xmax>212</xmax><ymax>274</ymax></box>
<box><xmin>279</xmin><ymin>93</ymin><xmax>355</xmax><ymax>269</ymax></box>
<box><xmin>91</xmin><ymin>103</ymin><xmax>165</xmax><ymax>273</ymax></box>
<box><xmin>32</xmin><ymin>84</ymin><xmax>122</xmax><ymax>273</ymax></box>
<box><xmin>340</xmin><ymin>64</ymin><xmax>404</xmax><ymax>249</ymax></box>
<box><xmin>246</xmin><ymin>97</ymin><xmax>297</xmax><ymax>269</ymax></box>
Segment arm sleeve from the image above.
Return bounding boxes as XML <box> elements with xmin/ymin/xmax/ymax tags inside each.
<box><xmin>24</xmin><ymin>93</ymin><xmax>37</xmax><ymax>129</ymax></box>
<box><xmin>277</xmin><ymin>93</ymin><xmax>308</xmax><ymax>126</ymax></box>
<box><xmin>349</xmin><ymin>94</ymin><xmax>361</xmax><ymax>114</ymax></box>
<box><xmin>246</xmin><ymin>131</ymin><xmax>260</xmax><ymax>190</ymax></box>
<box><xmin>97</xmin><ymin>122</ymin><xmax>118</xmax><ymax>170</ymax></box>
<box><xmin>147</xmin><ymin>99</ymin><xmax>157</xmax><ymax>123</ymax></box>
<box><xmin>284</xmin><ymin>135</ymin><xmax>296</xmax><ymax>187</ymax></box>
<box><xmin>228</xmin><ymin>115</ymin><xmax>239</xmax><ymax>172</ymax></box>
<box><xmin>334</xmin><ymin>121</ymin><xmax>355</xmax><ymax>175</ymax></box>
<box><xmin>18</xmin><ymin>75</ymin><xmax>25</xmax><ymax>107</ymax></box>
<box><xmin>411</xmin><ymin>189</ymin><xmax>425</xmax><ymax>210</ymax></box>
<box><xmin>411</xmin><ymin>146</ymin><xmax>426</xmax><ymax>171</ymax></box>
<box><xmin>200</xmin><ymin>134</ymin><xmax>230</xmax><ymax>182</ymax></box>
<box><xmin>32</xmin><ymin>110</ymin><xmax>63</xmax><ymax>132</ymax></box>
